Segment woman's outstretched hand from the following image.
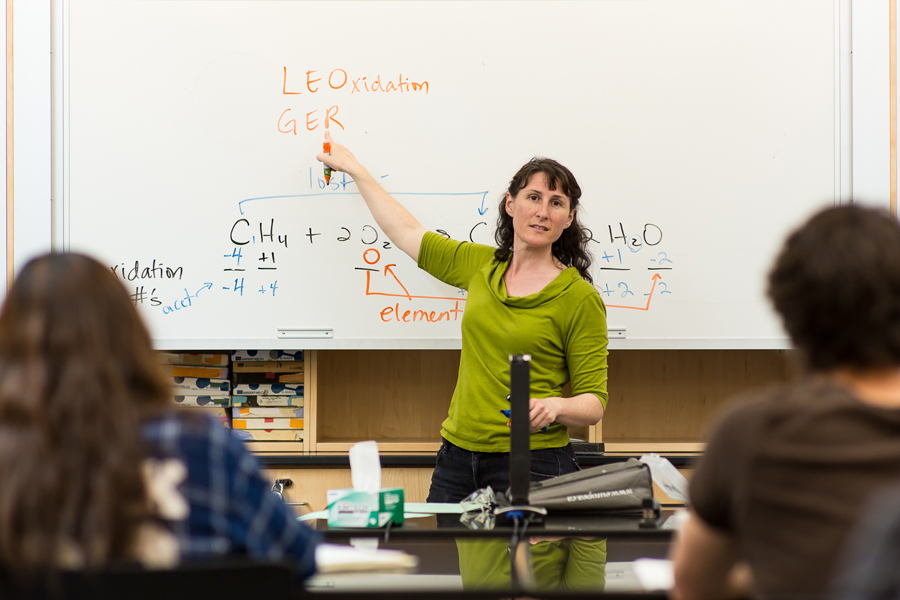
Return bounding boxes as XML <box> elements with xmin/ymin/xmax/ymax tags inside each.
<box><xmin>314</xmin><ymin>130</ymin><xmax>426</xmax><ymax>262</ymax></box>
<box><xmin>316</xmin><ymin>131</ymin><xmax>365</xmax><ymax>179</ymax></box>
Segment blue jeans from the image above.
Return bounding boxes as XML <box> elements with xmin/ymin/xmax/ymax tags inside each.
<box><xmin>427</xmin><ymin>437</ymin><xmax>580</xmax><ymax>504</ymax></box>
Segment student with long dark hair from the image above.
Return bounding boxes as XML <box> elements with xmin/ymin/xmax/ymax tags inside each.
<box><xmin>319</xmin><ymin>133</ymin><xmax>608</xmax><ymax>502</ymax></box>
<box><xmin>0</xmin><ymin>254</ymin><xmax>319</xmax><ymax>574</ymax></box>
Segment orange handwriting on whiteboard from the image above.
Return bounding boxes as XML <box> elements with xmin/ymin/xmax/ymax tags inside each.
<box><xmin>380</xmin><ymin>302</ymin><xmax>464</xmax><ymax>323</ymax></box>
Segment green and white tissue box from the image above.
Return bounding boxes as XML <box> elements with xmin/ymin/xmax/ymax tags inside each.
<box><xmin>326</xmin><ymin>487</ymin><xmax>405</xmax><ymax>528</ymax></box>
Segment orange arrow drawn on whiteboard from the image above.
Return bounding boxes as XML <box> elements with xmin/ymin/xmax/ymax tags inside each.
<box><xmin>364</xmin><ymin>269</ymin><xmax>466</xmax><ymax>302</ymax></box>
<box><xmin>383</xmin><ymin>264</ymin><xmax>412</xmax><ymax>300</ymax></box>
<box><xmin>606</xmin><ymin>273</ymin><xmax>663</xmax><ymax>311</ymax></box>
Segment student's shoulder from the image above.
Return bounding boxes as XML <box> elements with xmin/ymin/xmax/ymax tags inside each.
<box><xmin>143</xmin><ymin>410</ymin><xmax>244</xmax><ymax>454</ymax></box>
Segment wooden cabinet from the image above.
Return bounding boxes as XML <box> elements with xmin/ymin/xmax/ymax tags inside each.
<box><xmin>291</xmin><ymin>349</ymin><xmax>794</xmax><ymax>455</ymax></box>
<box><xmin>253</xmin><ymin>349</ymin><xmax>792</xmax><ymax>512</ymax></box>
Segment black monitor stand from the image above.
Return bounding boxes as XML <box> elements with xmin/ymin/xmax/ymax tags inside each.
<box><xmin>495</xmin><ymin>354</ymin><xmax>547</xmax><ymax>520</ymax></box>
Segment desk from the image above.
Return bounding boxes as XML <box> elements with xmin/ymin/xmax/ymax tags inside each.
<box><xmin>262</xmin><ymin>453</ymin><xmax>696</xmax><ymax>512</ymax></box>
<box><xmin>304</xmin><ymin>510</ymin><xmax>680</xmax><ymax>597</ymax></box>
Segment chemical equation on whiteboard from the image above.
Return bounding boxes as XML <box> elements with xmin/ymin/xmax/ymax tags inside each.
<box><xmin>111</xmin><ymin>202</ymin><xmax>673</xmax><ymax>320</ymax></box>
<box><xmin>216</xmin><ymin>215</ymin><xmax>477</xmax><ymax>313</ymax></box>
<box><xmin>587</xmin><ymin>222</ymin><xmax>674</xmax><ymax>311</ymax></box>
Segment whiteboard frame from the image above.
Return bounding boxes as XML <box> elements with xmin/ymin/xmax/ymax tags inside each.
<box><xmin>50</xmin><ymin>0</ymin><xmax>852</xmax><ymax>351</ymax></box>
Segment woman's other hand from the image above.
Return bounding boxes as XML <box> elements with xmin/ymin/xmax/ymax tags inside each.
<box><xmin>529</xmin><ymin>397</ymin><xmax>561</xmax><ymax>432</ymax></box>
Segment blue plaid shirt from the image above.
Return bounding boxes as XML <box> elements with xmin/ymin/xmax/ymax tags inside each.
<box><xmin>142</xmin><ymin>413</ymin><xmax>320</xmax><ymax>578</ymax></box>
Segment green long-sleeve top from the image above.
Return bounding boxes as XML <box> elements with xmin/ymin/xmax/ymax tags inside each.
<box><xmin>418</xmin><ymin>231</ymin><xmax>609</xmax><ymax>452</ymax></box>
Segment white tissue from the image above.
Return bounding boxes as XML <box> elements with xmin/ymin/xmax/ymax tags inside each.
<box><xmin>349</xmin><ymin>440</ymin><xmax>382</xmax><ymax>495</ymax></box>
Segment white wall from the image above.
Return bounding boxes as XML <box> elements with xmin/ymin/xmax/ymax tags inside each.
<box><xmin>12</xmin><ymin>0</ymin><xmax>51</xmax><ymax>275</ymax></box>
<box><xmin>852</xmin><ymin>0</ymin><xmax>892</xmax><ymax>208</ymax></box>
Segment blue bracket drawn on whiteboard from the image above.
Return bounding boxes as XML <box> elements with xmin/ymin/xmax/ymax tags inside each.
<box><xmin>237</xmin><ymin>191</ymin><xmax>491</xmax><ymax>215</ymax></box>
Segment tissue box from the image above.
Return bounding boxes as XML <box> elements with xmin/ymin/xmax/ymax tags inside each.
<box><xmin>326</xmin><ymin>488</ymin><xmax>405</xmax><ymax>528</ymax></box>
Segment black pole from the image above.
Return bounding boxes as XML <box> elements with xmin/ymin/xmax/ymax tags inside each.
<box><xmin>508</xmin><ymin>354</ymin><xmax>531</xmax><ymax>506</ymax></box>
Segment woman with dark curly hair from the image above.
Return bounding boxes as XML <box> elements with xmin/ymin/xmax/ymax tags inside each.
<box><xmin>670</xmin><ymin>205</ymin><xmax>900</xmax><ymax>599</ymax></box>
<box><xmin>0</xmin><ymin>253</ymin><xmax>319</xmax><ymax>576</ymax></box>
<box><xmin>319</xmin><ymin>132</ymin><xmax>608</xmax><ymax>502</ymax></box>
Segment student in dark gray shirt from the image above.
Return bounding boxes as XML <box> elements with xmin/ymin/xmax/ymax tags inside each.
<box><xmin>671</xmin><ymin>205</ymin><xmax>900</xmax><ymax>599</ymax></box>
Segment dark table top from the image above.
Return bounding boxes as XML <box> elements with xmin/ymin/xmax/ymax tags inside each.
<box><xmin>305</xmin><ymin>511</ymin><xmax>680</xmax><ymax>597</ymax></box>
<box><xmin>312</xmin><ymin>510</ymin><xmax>680</xmax><ymax>541</ymax></box>
<box><xmin>259</xmin><ymin>452</ymin><xmax>699</xmax><ymax>468</ymax></box>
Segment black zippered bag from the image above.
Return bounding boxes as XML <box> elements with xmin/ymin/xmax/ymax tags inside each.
<box><xmin>527</xmin><ymin>458</ymin><xmax>655</xmax><ymax>512</ymax></box>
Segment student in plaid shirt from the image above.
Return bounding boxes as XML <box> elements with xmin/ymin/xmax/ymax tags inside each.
<box><xmin>0</xmin><ymin>253</ymin><xmax>319</xmax><ymax>577</ymax></box>
<box><xmin>142</xmin><ymin>412</ymin><xmax>319</xmax><ymax>575</ymax></box>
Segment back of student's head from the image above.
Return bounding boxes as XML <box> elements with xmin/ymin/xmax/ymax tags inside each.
<box><xmin>0</xmin><ymin>252</ymin><xmax>171</xmax><ymax>569</ymax></box>
<box><xmin>768</xmin><ymin>205</ymin><xmax>900</xmax><ymax>372</ymax></box>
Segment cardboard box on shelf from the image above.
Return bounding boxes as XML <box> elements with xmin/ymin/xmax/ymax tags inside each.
<box><xmin>233</xmin><ymin>417</ymin><xmax>304</xmax><ymax>430</ymax></box>
<box><xmin>170</xmin><ymin>377</ymin><xmax>230</xmax><ymax>395</ymax></box>
<box><xmin>234</xmin><ymin>429</ymin><xmax>304</xmax><ymax>441</ymax></box>
<box><xmin>162</xmin><ymin>365</ymin><xmax>229</xmax><ymax>379</ymax></box>
<box><xmin>232</xmin><ymin>383</ymin><xmax>303</xmax><ymax>396</ymax></box>
<box><xmin>173</xmin><ymin>395</ymin><xmax>231</xmax><ymax>408</ymax></box>
<box><xmin>233</xmin><ymin>361</ymin><xmax>304</xmax><ymax>373</ymax></box>
<box><xmin>231</xmin><ymin>350</ymin><xmax>303</xmax><ymax>362</ymax></box>
<box><xmin>159</xmin><ymin>352</ymin><xmax>230</xmax><ymax>366</ymax></box>
<box><xmin>278</xmin><ymin>373</ymin><xmax>304</xmax><ymax>383</ymax></box>
<box><xmin>232</xmin><ymin>395</ymin><xmax>303</xmax><ymax>407</ymax></box>
<box><xmin>233</xmin><ymin>406</ymin><xmax>303</xmax><ymax>418</ymax></box>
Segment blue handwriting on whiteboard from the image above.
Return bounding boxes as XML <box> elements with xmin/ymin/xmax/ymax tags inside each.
<box><xmin>162</xmin><ymin>283</ymin><xmax>213</xmax><ymax>315</ymax></box>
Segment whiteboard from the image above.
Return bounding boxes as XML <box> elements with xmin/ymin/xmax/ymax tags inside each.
<box><xmin>59</xmin><ymin>0</ymin><xmax>843</xmax><ymax>350</ymax></box>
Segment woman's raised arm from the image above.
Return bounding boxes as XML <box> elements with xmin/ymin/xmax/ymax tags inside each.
<box><xmin>317</xmin><ymin>131</ymin><xmax>426</xmax><ymax>262</ymax></box>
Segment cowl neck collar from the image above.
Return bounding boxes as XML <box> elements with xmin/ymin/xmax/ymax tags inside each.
<box><xmin>488</xmin><ymin>255</ymin><xmax>581</xmax><ymax>308</ymax></box>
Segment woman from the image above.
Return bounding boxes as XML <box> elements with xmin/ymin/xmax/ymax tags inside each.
<box><xmin>319</xmin><ymin>132</ymin><xmax>608</xmax><ymax>502</ymax></box>
<box><xmin>0</xmin><ymin>254</ymin><xmax>318</xmax><ymax>575</ymax></box>
<box><xmin>670</xmin><ymin>205</ymin><xmax>900</xmax><ymax>599</ymax></box>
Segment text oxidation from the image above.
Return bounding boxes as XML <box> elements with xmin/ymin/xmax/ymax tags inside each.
<box><xmin>109</xmin><ymin>260</ymin><xmax>214</xmax><ymax>316</ymax></box>
<box><xmin>277</xmin><ymin>66</ymin><xmax>430</xmax><ymax>137</ymax></box>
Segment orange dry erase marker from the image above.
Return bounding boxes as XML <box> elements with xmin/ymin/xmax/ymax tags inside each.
<box><xmin>323</xmin><ymin>140</ymin><xmax>332</xmax><ymax>185</ymax></box>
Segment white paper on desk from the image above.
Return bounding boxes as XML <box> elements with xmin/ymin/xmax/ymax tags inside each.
<box><xmin>298</xmin><ymin>509</ymin><xmax>437</xmax><ymax>522</ymax></box>
<box><xmin>640</xmin><ymin>454</ymin><xmax>690</xmax><ymax>503</ymax></box>
<box><xmin>405</xmin><ymin>502</ymin><xmax>464</xmax><ymax>514</ymax></box>
<box><xmin>632</xmin><ymin>558</ymin><xmax>674</xmax><ymax>591</ymax></box>
<box><xmin>315</xmin><ymin>543</ymin><xmax>419</xmax><ymax>574</ymax></box>
<box><xmin>349</xmin><ymin>441</ymin><xmax>381</xmax><ymax>495</ymax></box>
